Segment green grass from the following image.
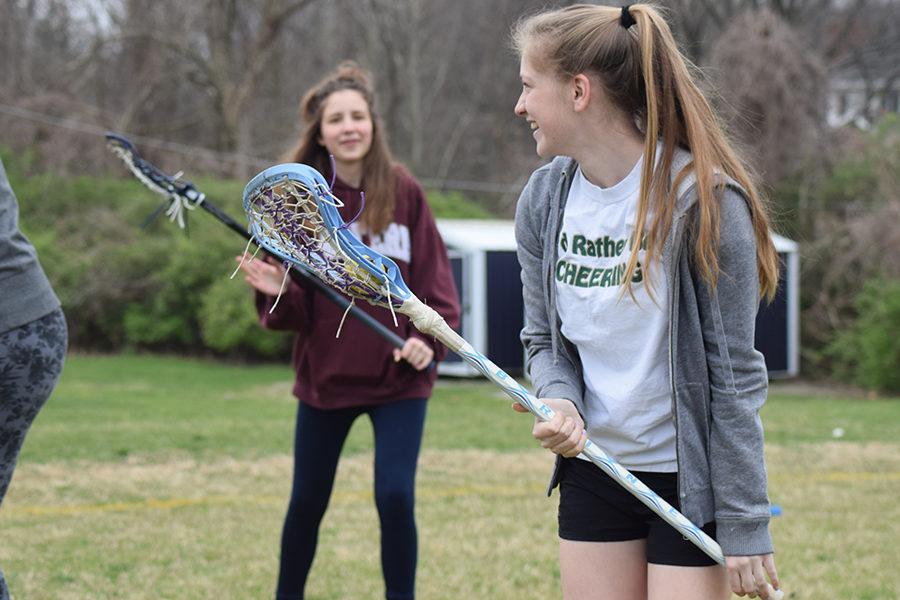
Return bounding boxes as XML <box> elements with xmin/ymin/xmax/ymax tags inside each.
<box><xmin>3</xmin><ymin>354</ymin><xmax>899</xmax><ymax>599</ymax></box>
<box><xmin>20</xmin><ymin>355</ymin><xmax>535</xmax><ymax>464</ymax></box>
<box><xmin>761</xmin><ymin>391</ymin><xmax>899</xmax><ymax>444</ymax></box>
<box><xmin>24</xmin><ymin>355</ymin><xmax>897</xmax><ymax>464</ymax></box>
<box><xmin>19</xmin><ymin>354</ymin><xmax>298</xmax><ymax>462</ymax></box>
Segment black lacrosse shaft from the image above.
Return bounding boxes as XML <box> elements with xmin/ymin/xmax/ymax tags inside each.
<box><xmin>199</xmin><ymin>198</ymin><xmax>436</xmax><ymax>371</ymax></box>
<box><xmin>105</xmin><ymin>131</ymin><xmax>433</xmax><ymax>370</ymax></box>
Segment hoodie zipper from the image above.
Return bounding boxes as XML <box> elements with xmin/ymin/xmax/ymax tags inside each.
<box><xmin>668</xmin><ymin>213</ymin><xmax>689</xmax><ymax>507</ymax></box>
<box><xmin>548</xmin><ymin>168</ymin><xmax>571</xmax><ymax>363</ymax></box>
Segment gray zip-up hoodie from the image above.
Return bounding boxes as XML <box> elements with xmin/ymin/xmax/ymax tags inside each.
<box><xmin>515</xmin><ymin>153</ymin><xmax>773</xmax><ymax>557</ymax></box>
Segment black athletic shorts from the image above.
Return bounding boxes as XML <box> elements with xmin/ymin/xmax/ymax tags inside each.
<box><xmin>557</xmin><ymin>457</ymin><xmax>718</xmax><ymax>567</ymax></box>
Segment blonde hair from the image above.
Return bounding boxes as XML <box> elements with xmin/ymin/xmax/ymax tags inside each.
<box><xmin>284</xmin><ymin>61</ymin><xmax>397</xmax><ymax>235</ymax></box>
<box><xmin>513</xmin><ymin>4</ymin><xmax>779</xmax><ymax>300</ymax></box>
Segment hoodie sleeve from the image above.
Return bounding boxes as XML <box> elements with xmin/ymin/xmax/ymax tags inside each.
<box><xmin>694</xmin><ymin>187</ymin><xmax>773</xmax><ymax>556</ymax></box>
<box><xmin>254</xmin><ymin>277</ymin><xmax>314</xmax><ymax>334</ymax></box>
<box><xmin>515</xmin><ymin>165</ymin><xmax>584</xmax><ymax>411</ymax></box>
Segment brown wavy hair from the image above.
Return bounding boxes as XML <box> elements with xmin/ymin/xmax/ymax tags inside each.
<box><xmin>284</xmin><ymin>61</ymin><xmax>397</xmax><ymax>235</ymax></box>
<box><xmin>513</xmin><ymin>4</ymin><xmax>779</xmax><ymax>300</ymax></box>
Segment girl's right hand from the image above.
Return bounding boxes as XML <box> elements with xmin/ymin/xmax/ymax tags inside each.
<box><xmin>512</xmin><ymin>397</ymin><xmax>587</xmax><ymax>457</ymax></box>
<box><xmin>235</xmin><ymin>255</ymin><xmax>287</xmax><ymax>296</ymax></box>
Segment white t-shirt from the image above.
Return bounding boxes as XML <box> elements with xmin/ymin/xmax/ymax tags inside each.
<box><xmin>555</xmin><ymin>157</ymin><xmax>676</xmax><ymax>472</ymax></box>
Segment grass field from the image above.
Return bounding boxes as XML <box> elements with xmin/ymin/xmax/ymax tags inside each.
<box><xmin>1</xmin><ymin>354</ymin><xmax>898</xmax><ymax>599</ymax></box>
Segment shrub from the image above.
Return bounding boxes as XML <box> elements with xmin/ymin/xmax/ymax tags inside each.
<box><xmin>827</xmin><ymin>277</ymin><xmax>900</xmax><ymax>393</ymax></box>
<box><xmin>425</xmin><ymin>189</ymin><xmax>494</xmax><ymax>219</ymax></box>
<box><xmin>795</xmin><ymin>116</ymin><xmax>900</xmax><ymax>377</ymax></box>
<box><xmin>4</xmin><ymin>154</ymin><xmax>494</xmax><ymax>358</ymax></box>
<box><xmin>121</xmin><ymin>232</ymin><xmax>235</xmax><ymax>350</ymax></box>
<box><xmin>198</xmin><ymin>276</ymin><xmax>291</xmax><ymax>358</ymax></box>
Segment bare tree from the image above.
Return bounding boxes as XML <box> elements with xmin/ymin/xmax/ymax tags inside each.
<box><xmin>102</xmin><ymin>0</ymin><xmax>324</xmax><ymax>175</ymax></box>
<box><xmin>342</xmin><ymin>0</ymin><xmax>545</xmax><ymax>207</ymax></box>
<box><xmin>0</xmin><ymin>0</ymin><xmax>893</xmax><ymax>198</ymax></box>
<box><xmin>707</xmin><ymin>7</ymin><xmax>828</xmax><ymax>184</ymax></box>
<box><xmin>820</xmin><ymin>0</ymin><xmax>900</xmax><ymax>126</ymax></box>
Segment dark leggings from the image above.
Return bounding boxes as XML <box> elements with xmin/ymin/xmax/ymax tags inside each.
<box><xmin>0</xmin><ymin>309</ymin><xmax>67</xmax><ymax>600</ymax></box>
<box><xmin>275</xmin><ymin>397</ymin><xmax>427</xmax><ymax>600</ymax></box>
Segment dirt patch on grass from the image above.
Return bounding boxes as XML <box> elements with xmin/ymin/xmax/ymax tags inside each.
<box><xmin>221</xmin><ymin>381</ymin><xmax>294</xmax><ymax>401</ymax></box>
<box><xmin>4</xmin><ymin>449</ymin><xmax>555</xmax><ymax>518</ymax></box>
<box><xmin>769</xmin><ymin>378</ymin><xmax>890</xmax><ymax>399</ymax></box>
<box><xmin>767</xmin><ymin>441</ymin><xmax>900</xmax><ymax>479</ymax></box>
<box><xmin>3</xmin><ymin>444</ymin><xmax>899</xmax><ymax>598</ymax></box>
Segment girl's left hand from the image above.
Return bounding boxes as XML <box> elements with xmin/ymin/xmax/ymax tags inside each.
<box><xmin>726</xmin><ymin>553</ymin><xmax>780</xmax><ymax>599</ymax></box>
<box><xmin>393</xmin><ymin>337</ymin><xmax>433</xmax><ymax>371</ymax></box>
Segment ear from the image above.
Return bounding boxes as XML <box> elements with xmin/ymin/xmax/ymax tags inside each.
<box><xmin>572</xmin><ymin>73</ymin><xmax>592</xmax><ymax>112</ymax></box>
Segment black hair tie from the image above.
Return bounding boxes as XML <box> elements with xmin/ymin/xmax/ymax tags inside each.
<box><xmin>620</xmin><ymin>5</ymin><xmax>637</xmax><ymax>29</ymax></box>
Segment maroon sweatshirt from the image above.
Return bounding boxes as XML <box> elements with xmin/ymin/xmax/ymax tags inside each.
<box><xmin>256</xmin><ymin>166</ymin><xmax>461</xmax><ymax>409</ymax></box>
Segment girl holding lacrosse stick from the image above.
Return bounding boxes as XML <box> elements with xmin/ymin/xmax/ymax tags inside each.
<box><xmin>235</xmin><ymin>61</ymin><xmax>459</xmax><ymax>600</ymax></box>
<box><xmin>511</xmin><ymin>4</ymin><xmax>781</xmax><ymax>599</ymax></box>
<box><xmin>0</xmin><ymin>159</ymin><xmax>67</xmax><ymax>600</ymax></box>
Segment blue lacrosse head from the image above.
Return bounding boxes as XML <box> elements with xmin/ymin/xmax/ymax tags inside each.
<box><xmin>242</xmin><ymin>163</ymin><xmax>413</xmax><ymax>305</ymax></box>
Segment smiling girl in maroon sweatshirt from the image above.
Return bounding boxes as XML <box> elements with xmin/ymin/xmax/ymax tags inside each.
<box><xmin>236</xmin><ymin>61</ymin><xmax>459</xmax><ymax>600</ymax></box>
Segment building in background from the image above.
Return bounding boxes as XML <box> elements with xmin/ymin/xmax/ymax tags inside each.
<box><xmin>826</xmin><ymin>40</ymin><xmax>899</xmax><ymax>129</ymax></box>
<box><xmin>436</xmin><ymin>220</ymin><xmax>799</xmax><ymax>379</ymax></box>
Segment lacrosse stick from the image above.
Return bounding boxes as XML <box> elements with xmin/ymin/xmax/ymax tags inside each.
<box><xmin>104</xmin><ymin>133</ymin><xmax>425</xmax><ymax>363</ymax></box>
<box><xmin>241</xmin><ymin>162</ymin><xmax>785</xmax><ymax>596</ymax></box>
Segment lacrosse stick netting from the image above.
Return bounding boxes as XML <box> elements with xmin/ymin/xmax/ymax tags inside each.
<box><xmin>243</xmin><ymin>162</ymin><xmax>782</xmax><ymax>583</ymax></box>
<box><xmin>243</xmin><ymin>164</ymin><xmax>414</xmax><ymax>317</ymax></box>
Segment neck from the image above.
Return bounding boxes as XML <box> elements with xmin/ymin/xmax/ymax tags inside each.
<box><xmin>335</xmin><ymin>160</ymin><xmax>363</xmax><ymax>188</ymax></box>
<box><xmin>570</xmin><ymin>118</ymin><xmax>646</xmax><ymax>189</ymax></box>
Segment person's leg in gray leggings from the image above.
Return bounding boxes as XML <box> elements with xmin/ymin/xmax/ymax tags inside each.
<box><xmin>0</xmin><ymin>309</ymin><xmax>67</xmax><ymax>600</ymax></box>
